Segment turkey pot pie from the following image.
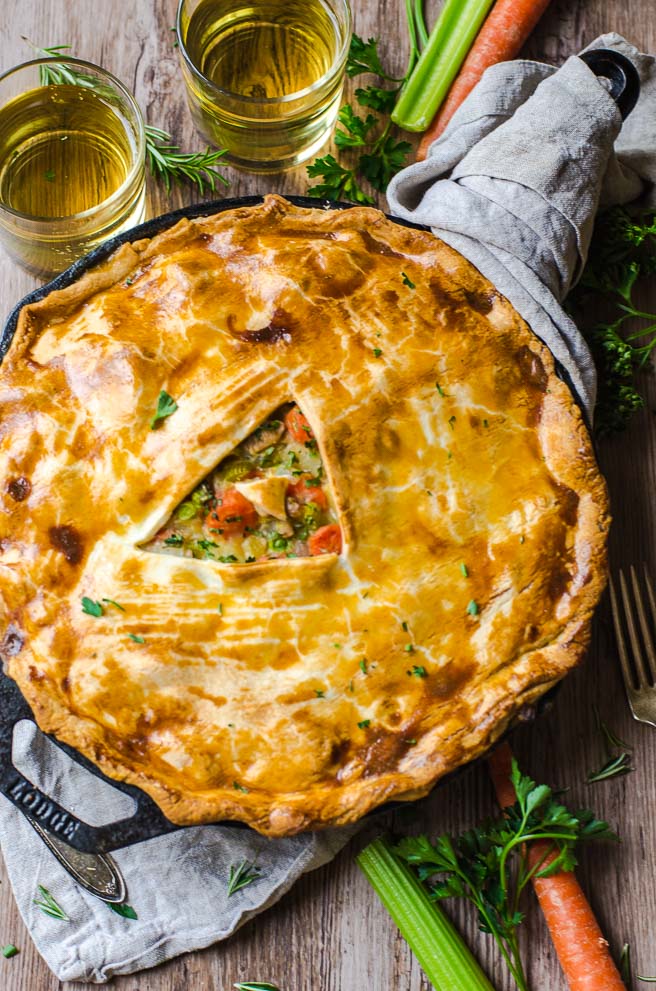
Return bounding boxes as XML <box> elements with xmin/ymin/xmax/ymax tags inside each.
<box><xmin>0</xmin><ymin>195</ymin><xmax>608</xmax><ymax>837</ymax></box>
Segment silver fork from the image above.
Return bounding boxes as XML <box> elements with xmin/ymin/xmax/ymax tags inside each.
<box><xmin>609</xmin><ymin>564</ymin><xmax>656</xmax><ymax>728</ymax></box>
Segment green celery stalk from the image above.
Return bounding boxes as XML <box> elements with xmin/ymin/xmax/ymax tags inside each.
<box><xmin>392</xmin><ymin>0</ymin><xmax>495</xmax><ymax>131</ymax></box>
<box><xmin>357</xmin><ymin>837</ymin><xmax>496</xmax><ymax>991</ymax></box>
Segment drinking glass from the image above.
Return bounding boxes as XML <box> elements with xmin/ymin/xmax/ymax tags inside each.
<box><xmin>0</xmin><ymin>58</ymin><xmax>146</xmax><ymax>277</ymax></box>
<box><xmin>176</xmin><ymin>0</ymin><xmax>352</xmax><ymax>172</ymax></box>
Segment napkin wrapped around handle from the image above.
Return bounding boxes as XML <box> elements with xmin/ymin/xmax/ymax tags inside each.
<box><xmin>387</xmin><ymin>33</ymin><xmax>656</xmax><ymax>421</ymax></box>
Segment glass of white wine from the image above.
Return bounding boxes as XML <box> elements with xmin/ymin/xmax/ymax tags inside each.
<box><xmin>0</xmin><ymin>58</ymin><xmax>146</xmax><ymax>277</ymax></box>
<box><xmin>176</xmin><ymin>0</ymin><xmax>352</xmax><ymax>172</ymax></box>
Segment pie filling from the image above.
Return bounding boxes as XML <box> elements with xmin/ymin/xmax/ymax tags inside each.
<box><xmin>144</xmin><ymin>403</ymin><xmax>342</xmax><ymax>562</ymax></box>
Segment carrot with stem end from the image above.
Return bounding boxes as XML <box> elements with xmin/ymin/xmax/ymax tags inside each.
<box><xmin>487</xmin><ymin>743</ymin><xmax>626</xmax><ymax>991</ymax></box>
<box><xmin>416</xmin><ymin>0</ymin><xmax>553</xmax><ymax>160</ymax></box>
<box><xmin>392</xmin><ymin>0</ymin><xmax>496</xmax><ymax>132</ymax></box>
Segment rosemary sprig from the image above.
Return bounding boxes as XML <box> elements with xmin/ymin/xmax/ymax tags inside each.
<box><xmin>587</xmin><ymin>706</ymin><xmax>634</xmax><ymax>783</ymax></box>
<box><xmin>27</xmin><ymin>41</ymin><xmax>229</xmax><ymax>195</ymax></box>
<box><xmin>232</xmin><ymin>981</ymin><xmax>278</xmax><ymax>991</ymax></box>
<box><xmin>33</xmin><ymin>885</ymin><xmax>69</xmax><ymax>921</ymax></box>
<box><xmin>227</xmin><ymin>859</ymin><xmax>261</xmax><ymax>896</ymax></box>
<box><xmin>587</xmin><ymin>753</ymin><xmax>634</xmax><ymax>783</ymax></box>
<box><xmin>233</xmin><ymin>983</ymin><xmax>280</xmax><ymax>991</ymax></box>
<box><xmin>144</xmin><ymin>126</ymin><xmax>228</xmax><ymax>195</ymax></box>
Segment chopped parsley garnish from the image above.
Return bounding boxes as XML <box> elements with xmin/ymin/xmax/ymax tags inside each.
<box><xmin>233</xmin><ymin>781</ymin><xmax>249</xmax><ymax>793</ymax></box>
<box><xmin>44</xmin><ymin>168</ymin><xmax>55</xmax><ymax>182</ymax></box>
<box><xmin>401</xmin><ymin>620</ymin><xmax>408</xmax><ymax>632</ymax></box>
<box><xmin>466</xmin><ymin>599</ymin><xmax>479</xmax><ymax>616</ymax></box>
<box><xmin>109</xmin><ymin>902</ymin><xmax>138</xmax><ymax>920</ymax></box>
<box><xmin>333</xmin><ymin>642</ymin><xmax>342</xmax><ymax>649</ymax></box>
<box><xmin>404</xmin><ymin>644</ymin><xmax>414</xmax><ymax>653</ymax></box>
<box><xmin>373</xmin><ymin>347</ymin><xmax>383</xmax><ymax>358</ymax></box>
<box><xmin>102</xmin><ymin>597</ymin><xmax>125</xmax><ymax>611</ymax></box>
<box><xmin>459</xmin><ymin>562</ymin><xmax>469</xmax><ymax>578</ymax></box>
<box><xmin>305</xmin><ymin>474</ymin><xmax>322</xmax><ymax>487</ymax></box>
<box><xmin>483</xmin><ymin>418</ymin><xmax>489</xmax><ymax>428</ymax></box>
<box><xmin>358</xmin><ymin>719</ymin><xmax>371</xmax><ymax>729</ymax></box>
<box><xmin>128</xmin><ymin>634</ymin><xmax>145</xmax><ymax>644</ymax></box>
<box><xmin>164</xmin><ymin>533</ymin><xmax>184</xmax><ymax>546</ymax></box>
<box><xmin>448</xmin><ymin>415</ymin><xmax>456</xmax><ymax>430</ymax></box>
<box><xmin>224</xmin><ymin>515</ymin><xmax>243</xmax><ymax>523</ymax></box>
<box><xmin>196</xmin><ymin>538</ymin><xmax>218</xmax><ymax>557</ymax></box>
<box><xmin>124</xmin><ymin>276</ymin><xmax>134</xmax><ymax>286</ymax></box>
<box><xmin>315</xmin><ymin>689</ymin><xmax>325</xmax><ymax>698</ymax></box>
<box><xmin>288</xmin><ymin>451</ymin><xmax>299</xmax><ymax>467</ymax></box>
<box><xmin>227</xmin><ymin>860</ymin><xmax>261</xmax><ymax>897</ymax></box>
<box><xmin>217</xmin><ymin>603</ymin><xmax>223</xmax><ymax>615</ymax></box>
<box><xmin>81</xmin><ymin>597</ymin><xmax>103</xmax><ymax>617</ymax></box>
<box><xmin>409</xmin><ymin>665</ymin><xmax>427</xmax><ymax>678</ymax></box>
<box><xmin>401</xmin><ymin>271</ymin><xmax>415</xmax><ymax>289</ymax></box>
<box><xmin>436</xmin><ymin>382</ymin><xmax>445</xmax><ymax>396</ymax></box>
<box><xmin>219</xmin><ymin>554</ymin><xmax>239</xmax><ymax>563</ymax></box>
<box><xmin>150</xmin><ymin>390</ymin><xmax>178</xmax><ymax>429</ymax></box>
<box><xmin>404</xmin><ymin>739</ymin><xmax>417</xmax><ymax>746</ymax></box>
<box><xmin>359</xmin><ymin>659</ymin><xmax>368</xmax><ymax>674</ymax></box>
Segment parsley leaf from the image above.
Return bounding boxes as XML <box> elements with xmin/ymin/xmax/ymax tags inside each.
<box><xmin>307</xmin><ymin>154</ymin><xmax>373</xmax><ymax>205</ymax></box>
<box><xmin>81</xmin><ymin>597</ymin><xmax>103</xmax><ymax>617</ymax></box>
<box><xmin>334</xmin><ymin>105</ymin><xmax>378</xmax><ymax>148</ymax></box>
<box><xmin>359</xmin><ymin>134</ymin><xmax>412</xmax><ymax>192</ymax></box>
<box><xmin>109</xmin><ymin>902</ymin><xmax>138</xmax><ymax>920</ymax></box>
<box><xmin>395</xmin><ymin>760</ymin><xmax>617</xmax><ymax>990</ymax></box>
<box><xmin>565</xmin><ymin>206</ymin><xmax>656</xmax><ymax>433</ymax></box>
<box><xmin>355</xmin><ymin>85</ymin><xmax>399</xmax><ymax>115</ymax></box>
<box><xmin>150</xmin><ymin>390</ymin><xmax>178</xmax><ymax>429</ymax></box>
<box><xmin>346</xmin><ymin>36</ymin><xmax>396</xmax><ymax>80</ymax></box>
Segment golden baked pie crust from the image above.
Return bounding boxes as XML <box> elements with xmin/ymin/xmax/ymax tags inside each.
<box><xmin>0</xmin><ymin>195</ymin><xmax>609</xmax><ymax>836</ymax></box>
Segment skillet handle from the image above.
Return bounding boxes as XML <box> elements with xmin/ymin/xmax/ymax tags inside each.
<box><xmin>580</xmin><ymin>48</ymin><xmax>640</xmax><ymax>120</ymax></box>
<box><xmin>0</xmin><ymin>668</ymin><xmax>182</xmax><ymax>852</ymax></box>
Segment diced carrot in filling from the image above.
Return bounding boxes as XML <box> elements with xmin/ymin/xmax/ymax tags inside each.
<box><xmin>286</xmin><ymin>474</ymin><xmax>328</xmax><ymax>511</ymax></box>
<box><xmin>204</xmin><ymin>488</ymin><xmax>259</xmax><ymax>536</ymax></box>
<box><xmin>309</xmin><ymin>524</ymin><xmax>342</xmax><ymax>556</ymax></box>
<box><xmin>284</xmin><ymin>407</ymin><xmax>314</xmax><ymax>444</ymax></box>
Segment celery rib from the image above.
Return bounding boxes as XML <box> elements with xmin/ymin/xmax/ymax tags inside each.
<box><xmin>357</xmin><ymin>837</ymin><xmax>496</xmax><ymax>991</ymax></box>
<box><xmin>392</xmin><ymin>0</ymin><xmax>495</xmax><ymax>131</ymax></box>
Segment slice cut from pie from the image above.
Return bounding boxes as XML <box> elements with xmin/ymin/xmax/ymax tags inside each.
<box><xmin>0</xmin><ymin>195</ymin><xmax>609</xmax><ymax>837</ymax></box>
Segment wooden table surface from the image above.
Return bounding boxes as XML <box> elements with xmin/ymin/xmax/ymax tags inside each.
<box><xmin>1</xmin><ymin>1</ymin><xmax>655</xmax><ymax>988</ymax></box>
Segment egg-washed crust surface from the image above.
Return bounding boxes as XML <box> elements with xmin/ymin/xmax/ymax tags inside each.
<box><xmin>0</xmin><ymin>194</ymin><xmax>609</xmax><ymax>837</ymax></box>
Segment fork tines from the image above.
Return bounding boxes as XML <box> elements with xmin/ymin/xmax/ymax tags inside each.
<box><xmin>609</xmin><ymin>564</ymin><xmax>656</xmax><ymax>726</ymax></box>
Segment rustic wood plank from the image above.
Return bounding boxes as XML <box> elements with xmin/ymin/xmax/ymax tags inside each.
<box><xmin>1</xmin><ymin>1</ymin><xmax>656</xmax><ymax>989</ymax></box>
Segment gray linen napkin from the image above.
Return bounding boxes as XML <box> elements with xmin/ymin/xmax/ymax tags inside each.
<box><xmin>2</xmin><ymin>32</ymin><xmax>655</xmax><ymax>985</ymax></box>
<box><xmin>387</xmin><ymin>33</ymin><xmax>656</xmax><ymax>421</ymax></box>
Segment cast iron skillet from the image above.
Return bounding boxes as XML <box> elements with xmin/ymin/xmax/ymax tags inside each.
<box><xmin>0</xmin><ymin>195</ymin><xmax>432</xmax><ymax>854</ymax></box>
<box><xmin>0</xmin><ymin>49</ymin><xmax>640</xmax><ymax>853</ymax></box>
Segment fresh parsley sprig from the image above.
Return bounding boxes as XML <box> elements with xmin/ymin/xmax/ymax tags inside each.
<box><xmin>28</xmin><ymin>42</ymin><xmax>229</xmax><ymax>195</ymax></box>
<box><xmin>306</xmin><ymin>26</ymin><xmax>416</xmax><ymax>206</ymax></box>
<box><xmin>395</xmin><ymin>760</ymin><xmax>616</xmax><ymax>991</ymax></box>
<box><xmin>566</xmin><ymin>206</ymin><xmax>656</xmax><ymax>433</ymax></box>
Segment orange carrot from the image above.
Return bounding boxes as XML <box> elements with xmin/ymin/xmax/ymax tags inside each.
<box><xmin>417</xmin><ymin>0</ymin><xmax>553</xmax><ymax>160</ymax></box>
<box><xmin>487</xmin><ymin>743</ymin><xmax>626</xmax><ymax>991</ymax></box>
